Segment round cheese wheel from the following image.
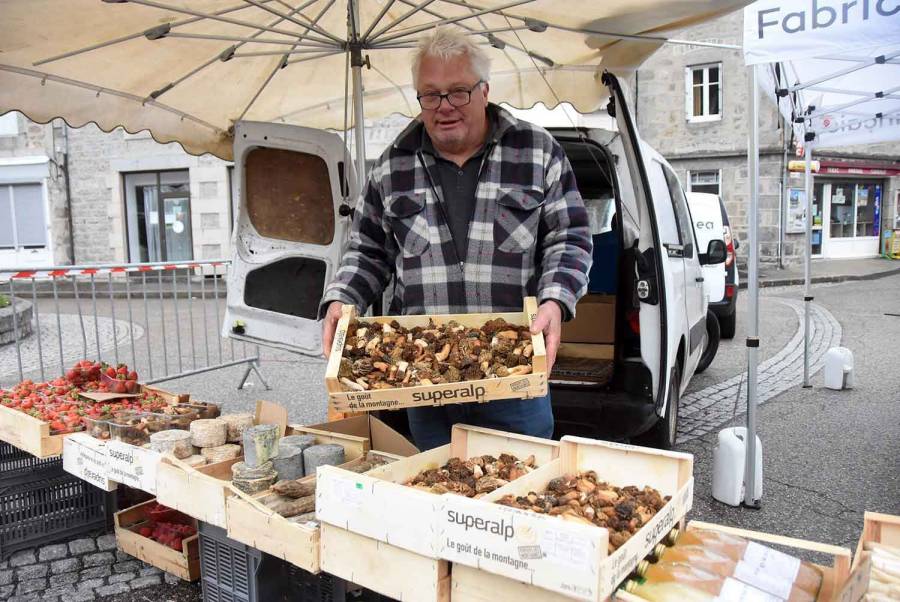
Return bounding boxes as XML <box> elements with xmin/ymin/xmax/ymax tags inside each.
<box><xmin>221</xmin><ymin>413</ymin><xmax>254</xmax><ymax>443</ymax></box>
<box><xmin>149</xmin><ymin>430</ymin><xmax>193</xmax><ymax>459</ymax></box>
<box><xmin>190</xmin><ymin>418</ymin><xmax>227</xmax><ymax>448</ymax></box>
<box><xmin>201</xmin><ymin>444</ymin><xmax>242</xmax><ymax>464</ymax></box>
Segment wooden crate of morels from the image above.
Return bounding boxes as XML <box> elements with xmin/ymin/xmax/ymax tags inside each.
<box><xmin>316</xmin><ymin>423</ymin><xmax>559</xmax><ymax>559</ymax></box>
<box><xmin>324</xmin><ymin>297</ymin><xmax>547</xmax><ymax>413</ymax></box>
<box><xmin>438</xmin><ymin>437</ymin><xmax>694</xmax><ymax>602</ymax></box>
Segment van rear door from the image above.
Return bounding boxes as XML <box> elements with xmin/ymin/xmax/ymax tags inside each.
<box><xmin>602</xmin><ymin>73</ymin><xmax>671</xmax><ymax>411</ymax></box>
<box><xmin>224</xmin><ymin>121</ymin><xmax>356</xmax><ymax>356</ymax></box>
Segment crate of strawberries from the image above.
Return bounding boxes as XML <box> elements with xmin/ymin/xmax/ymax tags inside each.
<box><xmin>0</xmin><ymin>360</ymin><xmax>175</xmax><ymax>457</ymax></box>
<box><xmin>114</xmin><ymin>499</ymin><xmax>200</xmax><ymax>581</ymax></box>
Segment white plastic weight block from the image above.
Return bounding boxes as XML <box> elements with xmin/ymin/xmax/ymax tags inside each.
<box><xmin>823</xmin><ymin>346</ymin><xmax>854</xmax><ymax>390</ymax></box>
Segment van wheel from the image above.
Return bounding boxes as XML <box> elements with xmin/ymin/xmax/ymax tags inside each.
<box><xmin>695</xmin><ymin>311</ymin><xmax>720</xmax><ymax>374</ymax></box>
<box><xmin>637</xmin><ymin>365</ymin><xmax>680</xmax><ymax>450</ymax></box>
<box><xmin>719</xmin><ymin>312</ymin><xmax>736</xmax><ymax>339</ymax></box>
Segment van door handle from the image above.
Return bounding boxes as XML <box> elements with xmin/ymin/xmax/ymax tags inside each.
<box><xmin>695</xmin><ymin>276</ymin><xmax>704</xmax><ymax>282</ymax></box>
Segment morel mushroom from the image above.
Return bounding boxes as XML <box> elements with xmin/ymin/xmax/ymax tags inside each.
<box><xmin>338</xmin><ymin>317</ymin><xmax>535</xmax><ymax>390</ymax></box>
<box><xmin>405</xmin><ymin>452</ymin><xmax>535</xmax><ymax>498</ymax></box>
<box><xmin>496</xmin><ymin>471</ymin><xmax>670</xmax><ymax>553</ymax></box>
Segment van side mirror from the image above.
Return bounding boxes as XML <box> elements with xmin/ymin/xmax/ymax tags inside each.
<box><xmin>701</xmin><ymin>239</ymin><xmax>727</xmax><ymax>265</ymax></box>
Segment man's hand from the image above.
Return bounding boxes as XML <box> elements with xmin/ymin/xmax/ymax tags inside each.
<box><xmin>530</xmin><ymin>301</ymin><xmax>562</xmax><ymax>374</ymax></box>
<box><xmin>322</xmin><ymin>301</ymin><xmax>345</xmax><ymax>359</ymax></box>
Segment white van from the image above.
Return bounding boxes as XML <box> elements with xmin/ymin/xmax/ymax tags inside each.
<box><xmin>223</xmin><ymin>73</ymin><xmax>726</xmax><ymax>449</ymax></box>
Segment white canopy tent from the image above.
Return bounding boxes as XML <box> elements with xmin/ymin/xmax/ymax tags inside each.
<box><xmin>740</xmin><ymin>0</ymin><xmax>900</xmax><ymax>507</ymax></box>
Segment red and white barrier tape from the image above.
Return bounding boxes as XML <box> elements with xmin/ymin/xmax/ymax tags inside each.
<box><xmin>2</xmin><ymin>262</ymin><xmax>226</xmax><ymax>280</ymax></box>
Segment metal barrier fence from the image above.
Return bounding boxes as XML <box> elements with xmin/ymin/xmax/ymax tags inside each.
<box><xmin>0</xmin><ymin>259</ymin><xmax>268</xmax><ymax>390</ymax></box>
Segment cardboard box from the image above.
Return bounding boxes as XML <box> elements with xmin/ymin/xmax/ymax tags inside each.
<box><xmin>114</xmin><ymin>498</ymin><xmax>200</xmax><ymax>581</ymax></box>
<box><xmin>316</xmin><ymin>424</ymin><xmax>559</xmax><ymax>559</ymax></box>
<box><xmin>561</xmin><ymin>295</ymin><xmax>616</xmax><ymax>345</ymax></box>
<box><xmin>324</xmin><ymin>298</ymin><xmax>547</xmax><ymax>413</ymax></box>
<box><xmin>439</xmin><ymin>437</ymin><xmax>693</xmax><ymax>602</ymax></box>
<box><xmin>296</xmin><ymin>414</ymin><xmax>420</xmax><ymax>457</ymax></box>
<box><xmin>63</xmin><ymin>433</ymin><xmax>116</xmax><ymax>491</ymax></box>
<box><xmin>224</xmin><ymin>414</ymin><xmax>418</xmax><ymax>575</ymax></box>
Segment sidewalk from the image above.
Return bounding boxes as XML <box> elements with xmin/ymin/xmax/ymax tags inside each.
<box><xmin>745</xmin><ymin>256</ymin><xmax>900</xmax><ymax>288</ymax></box>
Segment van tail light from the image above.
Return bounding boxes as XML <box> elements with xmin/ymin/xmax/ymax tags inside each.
<box><xmin>627</xmin><ymin>309</ymin><xmax>640</xmax><ymax>334</ymax></box>
<box><xmin>725</xmin><ymin>284</ymin><xmax>735</xmax><ymax>299</ymax></box>
<box><xmin>724</xmin><ymin>226</ymin><xmax>735</xmax><ymax>268</ymax></box>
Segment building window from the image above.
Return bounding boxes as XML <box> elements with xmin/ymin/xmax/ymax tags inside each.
<box><xmin>688</xmin><ymin>170</ymin><xmax>721</xmax><ymax>195</ymax></box>
<box><xmin>0</xmin><ymin>183</ymin><xmax>47</xmax><ymax>250</ymax></box>
<box><xmin>686</xmin><ymin>63</ymin><xmax>722</xmax><ymax>122</ymax></box>
<box><xmin>123</xmin><ymin>170</ymin><xmax>193</xmax><ymax>262</ymax></box>
<box><xmin>828</xmin><ymin>180</ymin><xmax>882</xmax><ymax>239</ymax></box>
<box><xmin>0</xmin><ymin>112</ymin><xmax>20</xmax><ymax>136</ymax></box>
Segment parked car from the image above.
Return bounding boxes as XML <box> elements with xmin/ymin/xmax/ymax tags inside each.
<box><xmin>687</xmin><ymin>192</ymin><xmax>739</xmax><ymax>340</ymax></box>
<box><xmin>684</xmin><ymin>191</ymin><xmax>729</xmax><ymax>374</ymax></box>
<box><xmin>223</xmin><ymin>73</ymin><xmax>726</xmax><ymax>449</ymax></box>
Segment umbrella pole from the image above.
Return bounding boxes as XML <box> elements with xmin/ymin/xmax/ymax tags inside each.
<box><xmin>349</xmin><ymin>0</ymin><xmax>367</xmax><ymax>194</ymax></box>
<box><xmin>744</xmin><ymin>63</ymin><xmax>762</xmax><ymax>509</ymax></box>
<box><xmin>802</xmin><ymin>143</ymin><xmax>813</xmax><ymax>388</ymax></box>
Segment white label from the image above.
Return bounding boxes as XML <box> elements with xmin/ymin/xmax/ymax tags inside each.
<box><xmin>541</xmin><ymin>526</ymin><xmax>592</xmax><ymax>573</ymax></box>
<box><xmin>742</xmin><ymin>541</ymin><xmax>801</xmax><ymax>584</ymax></box>
<box><xmin>330</xmin><ymin>476</ymin><xmax>365</xmax><ymax>509</ymax></box>
<box><xmin>63</xmin><ymin>436</ymin><xmax>114</xmax><ymax>491</ymax></box>
<box><xmin>715</xmin><ymin>577</ymin><xmax>784</xmax><ymax>602</ymax></box>
<box><xmin>106</xmin><ymin>441</ymin><xmax>160</xmax><ymax>494</ymax></box>
<box><xmin>734</xmin><ymin>559</ymin><xmax>794</xmax><ymax>599</ymax></box>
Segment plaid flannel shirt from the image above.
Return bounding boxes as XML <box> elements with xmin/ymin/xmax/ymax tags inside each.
<box><xmin>320</xmin><ymin>104</ymin><xmax>592</xmax><ymax>319</ymax></box>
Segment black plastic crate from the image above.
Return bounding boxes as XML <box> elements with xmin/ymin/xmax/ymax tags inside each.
<box><xmin>0</xmin><ymin>440</ymin><xmax>63</xmax><ymax>486</ymax></box>
<box><xmin>0</xmin><ymin>471</ymin><xmax>114</xmax><ymax>559</ymax></box>
<box><xmin>199</xmin><ymin>522</ymin><xmax>349</xmax><ymax>602</ymax></box>
<box><xmin>284</xmin><ymin>563</ymin><xmax>347</xmax><ymax>602</ymax></box>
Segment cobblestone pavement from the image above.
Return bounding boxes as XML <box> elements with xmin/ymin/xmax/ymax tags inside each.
<box><xmin>0</xmin><ymin>315</ymin><xmax>141</xmax><ymax>387</ymax></box>
<box><xmin>0</xmin><ymin>533</ymin><xmax>192</xmax><ymax>602</ymax></box>
<box><xmin>677</xmin><ymin>296</ymin><xmax>841</xmax><ymax>443</ymax></box>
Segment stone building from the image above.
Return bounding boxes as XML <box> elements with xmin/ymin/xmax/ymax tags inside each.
<box><xmin>0</xmin><ymin>111</ymin><xmax>232</xmax><ymax>269</ymax></box>
<box><xmin>633</xmin><ymin>9</ymin><xmax>900</xmax><ymax>265</ymax></box>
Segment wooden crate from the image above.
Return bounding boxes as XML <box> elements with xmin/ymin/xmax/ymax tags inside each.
<box><xmin>452</xmin><ymin>563</ymin><xmax>592</xmax><ymax>602</ymax></box>
<box><xmin>141</xmin><ymin>384</ymin><xmax>190</xmax><ymax>404</ymax></box>
<box><xmin>156</xmin><ymin>456</ymin><xmax>241</xmax><ymax>529</ymax></box>
<box><xmin>324</xmin><ymin>297</ymin><xmax>547</xmax><ymax>413</ymax></box>
<box><xmin>853</xmin><ymin>511</ymin><xmax>900</xmax><ymax>569</ymax></box>
<box><xmin>439</xmin><ymin>436</ymin><xmax>693</xmax><ymax>602</ymax></box>
<box><xmin>225</xmin><ymin>451</ymin><xmax>396</xmax><ymax>574</ymax></box>
<box><xmin>321</xmin><ymin>523</ymin><xmax>450</xmax><ymax>602</ymax></box>
<box><xmin>114</xmin><ymin>498</ymin><xmax>200</xmax><ymax>581</ymax></box>
<box><xmin>159</xmin><ymin>418</ymin><xmax>370</xmax><ymax>530</ymax></box>
<box><xmin>316</xmin><ymin>424</ymin><xmax>559</xmax><ymax>558</ymax></box>
<box><xmin>682</xmin><ymin>521</ymin><xmax>852</xmax><ymax>602</ymax></box>
<box><xmin>0</xmin><ymin>403</ymin><xmax>68</xmax><ymax>458</ymax></box>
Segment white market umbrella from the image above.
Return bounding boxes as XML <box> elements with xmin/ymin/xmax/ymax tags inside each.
<box><xmin>1</xmin><ymin>0</ymin><xmax>748</xmax><ymax>176</ymax></box>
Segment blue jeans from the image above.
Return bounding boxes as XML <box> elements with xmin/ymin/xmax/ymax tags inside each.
<box><xmin>406</xmin><ymin>394</ymin><xmax>554</xmax><ymax>451</ymax></box>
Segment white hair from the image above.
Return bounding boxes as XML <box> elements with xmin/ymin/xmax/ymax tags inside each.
<box><xmin>411</xmin><ymin>27</ymin><xmax>491</xmax><ymax>89</ymax></box>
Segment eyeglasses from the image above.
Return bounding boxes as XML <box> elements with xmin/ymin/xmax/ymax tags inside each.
<box><xmin>416</xmin><ymin>80</ymin><xmax>484</xmax><ymax>110</ymax></box>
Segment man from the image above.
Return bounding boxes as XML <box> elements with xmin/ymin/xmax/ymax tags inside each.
<box><xmin>321</xmin><ymin>27</ymin><xmax>591</xmax><ymax>450</ymax></box>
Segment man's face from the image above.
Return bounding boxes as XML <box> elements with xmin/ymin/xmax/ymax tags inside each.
<box><xmin>416</xmin><ymin>53</ymin><xmax>489</xmax><ymax>156</ymax></box>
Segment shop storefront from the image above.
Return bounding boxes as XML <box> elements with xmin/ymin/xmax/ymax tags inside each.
<box><xmin>789</xmin><ymin>161</ymin><xmax>900</xmax><ymax>260</ymax></box>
